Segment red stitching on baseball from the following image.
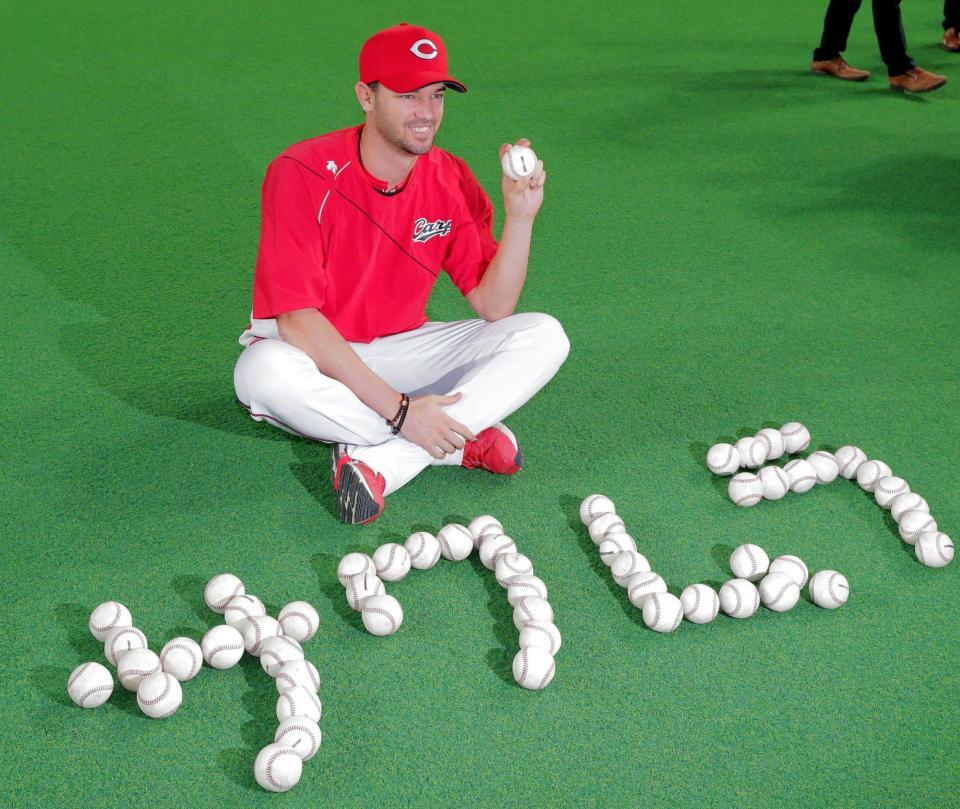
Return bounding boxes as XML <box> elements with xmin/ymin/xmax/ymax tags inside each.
<box><xmin>140</xmin><ymin>675</ymin><xmax>171</xmax><ymax>706</ymax></box>
<box><xmin>69</xmin><ymin>663</ymin><xmax>91</xmax><ymax>689</ymax></box>
<box><xmin>280</xmin><ymin>611</ymin><xmax>315</xmax><ymax>637</ymax></box>
<box><xmin>278</xmin><ymin>723</ymin><xmax>319</xmax><ymax>758</ymax></box>
<box><xmin>79</xmin><ymin>684</ymin><xmax>112</xmax><ymax>704</ymax></box>
<box><xmin>363</xmin><ymin>606</ymin><xmax>397</xmax><ymax>633</ymax></box>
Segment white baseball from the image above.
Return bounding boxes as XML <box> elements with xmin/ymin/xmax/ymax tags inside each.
<box><xmin>588</xmin><ymin>511</ymin><xmax>627</xmax><ymax>544</ymax></box>
<box><xmin>642</xmin><ymin>592</ymin><xmax>684</xmax><ymax>633</ymax></box>
<box><xmin>874</xmin><ymin>476</ymin><xmax>909</xmax><ymax>508</ymax></box>
<box><xmin>809</xmin><ymin>570</ymin><xmax>849</xmax><ymax>608</ymax></box>
<box><xmin>915</xmin><ymin>532</ymin><xmax>954</xmax><ymax>568</ymax></box>
<box><xmin>241</xmin><ymin>615</ymin><xmax>281</xmax><ymax>656</ymax></box>
<box><xmin>117</xmin><ymin>648</ymin><xmax>162</xmax><ymax>692</ymax></box>
<box><xmin>834</xmin><ymin>445</ymin><xmax>867</xmax><ymax>479</ymax></box>
<box><xmin>160</xmin><ymin>637</ymin><xmax>203</xmax><ymax>682</ymax></box>
<box><xmin>68</xmin><ymin>662</ymin><xmax>114</xmax><ymax>708</ymax></box>
<box><xmin>436</xmin><ymin>523</ymin><xmax>474</xmax><ymax>561</ymax></box>
<box><xmin>277</xmin><ymin>601</ymin><xmax>320</xmax><ymax>643</ymax></box>
<box><xmin>680</xmin><ymin>584</ymin><xmax>720</xmax><ymax>624</ymax></box>
<box><xmin>758</xmin><ymin>465</ymin><xmax>789</xmax><ymax>501</ymax></box>
<box><xmin>468</xmin><ymin>514</ymin><xmax>504</xmax><ymax>546</ymax></box>
<box><xmin>276</xmin><ymin>685</ymin><xmax>322</xmax><ymax>723</ymax></box>
<box><xmin>891</xmin><ymin>492</ymin><xmax>929</xmax><ymax>523</ymax></box>
<box><xmin>856</xmin><ymin>459</ymin><xmax>892</xmax><ymax>492</ymax></box>
<box><xmin>89</xmin><ymin>601</ymin><xmax>133</xmax><ymax>642</ymax></box>
<box><xmin>807</xmin><ymin>450</ymin><xmax>839</xmax><ymax>484</ymax></box>
<box><xmin>719</xmin><ymin>578</ymin><xmax>760</xmax><ymax>618</ymax></box>
<box><xmin>254</xmin><ymin>743</ymin><xmax>303</xmax><ymax>793</ymax></box>
<box><xmin>728</xmin><ymin>472</ymin><xmax>763</xmax><ymax>507</ymax></box>
<box><xmin>730</xmin><ymin>543</ymin><xmax>769</xmax><ymax>581</ymax></box>
<box><xmin>611</xmin><ymin>551</ymin><xmax>651</xmax><ymax>587</ymax></box>
<box><xmin>768</xmin><ymin>554</ymin><xmax>809</xmax><ymax>588</ymax></box>
<box><xmin>784</xmin><ymin>458</ymin><xmax>817</xmax><ymax>493</ymax></box>
<box><xmin>519</xmin><ymin>620</ymin><xmax>563</xmax><ymax>655</ymax></box>
<box><xmin>899</xmin><ymin>510</ymin><xmax>937</xmax><ymax>545</ymax></box>
<box><xmin>506</xmin><ymin>575</ymin><xmax>548</xmax><ymax>606</ymax></box>
<box><xmin>513</xmin><ymin>596</ymin><xmax>554</xmax><ymax>630</ymax></box>
<box><xmin>735</xmin><ymin>436</ymin><xmax>765</xmax><ymax>469</ymax></box>
<box><xmin>259</xmin><ymin>635</ymin><xmax>305</xmax><ymax>677</ymax></box>
<box><xmin>405</xmin><ymin>532</ymin><xmax>441</xmax><ymax>570</ymax></box>
<box><xmin>345</xmin><ymin>572</ymin><xmax>385</xmax><ymax>611</ymax></box>
<box><xmin>627</xmin><ymin>571</ymin><xmax>667</xmax><ymax>609</ymax></box>
<box><xmin>758</xmin><ymin>572</ymin><xmax>800</xmax><ymax>612</ymax></box>
<box><xmin>136</xmin><ymin>672</ymin><xmax>182</xmax><ymax>719</ymax></box>
<box><xmin>104</xmin><ymin>626</ymin><xmax>148</xmax><ymax>667</ymax></box>
<box><xmin>598</xmin><ymin>533</ymin><xmax>637</xmax><ymax>566</ymax></box>
<box><xmin>706</xmin><ymin>443</ymin><xmax>740</xmax><ymax>476</ymax></box>
<box><xmin>361</xmin><ymin>594</ymin><xmax>404</xmax><ymax>636</ymax></box>
<box><xmin>780</xmin><ymin>421</ymin><xmax>811</xmax><ymax>454</ymax></box>
<box><xmin>337</xmin><ymin>552</ymin><xmax>375</xmax><ymax>585</ymax></box>
<box><xmin>579</xmin><ymin>494</ymin><xmax>617</xmax><ymax>525</ymax></box>
<box><xmin>512</xmin><ymin>646</ymin><xmax>555</xmax><ymax>690</ymax></box>
<box><xmin>275</xmin><ymin>716</ymin><xmax>322</xmax><ymax>762</ymax></box>
<box><xmin>495</xmin><ymin>552</ymin><xmax>534</xmax><ymax>587</ymax></box>
<box><xmin>501</xmin><ymin>144</ymin><xmax>538</xmax><ymax>181</ymax></box>
<box><xmin>201</xmin><ymin>624</ymin><xmax>244</xmax><ymax>669</ymax></box>
<box><xmin>223</xmin><ymin>593</ymin><xmax>266</xmax><ymax>628</ymax></box>
<box><xmin>479</xmin><ymin>533</ymin><xmax>518</xmax><ymax>570</ymax></box>
<box><xmin>755</xmin><ymin>427</ymin><xmax>786</xmax><ymax>461</ymax></box>
<box><xmin>372</xmin><ymin>543</ymin><xmax>412</xmax><ymax>582</ymax></box>
<box><xmin>275</xmin><ymin>659</ymin><xmax>321</xmax><ymax>694</ymax></box>
<box><xmin>204</xmin><ymin>573</ymin><xmax>245</xmax><ymax>614</ymax></box>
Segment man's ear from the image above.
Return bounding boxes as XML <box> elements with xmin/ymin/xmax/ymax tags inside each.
<box><xmin>355</xmin><ymin>82</ymin><xmax>375</xmax><ymax>113</ymax></box>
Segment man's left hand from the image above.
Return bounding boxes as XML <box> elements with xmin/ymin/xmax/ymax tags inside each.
<box><xmin>499</xmin><ymin>139</ymin><xmax>546</xmax><ymax>221</ymax></box>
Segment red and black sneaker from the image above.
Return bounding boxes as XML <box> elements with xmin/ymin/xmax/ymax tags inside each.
<box><xmin>332</xmin><ymin>448</ymin><xmax>386</xmax><ymax>525</ymax></box>
<box><xmin>462</xmin><ymin>422</ymin><xmax>524</xmax><ymax>476</ymax></box>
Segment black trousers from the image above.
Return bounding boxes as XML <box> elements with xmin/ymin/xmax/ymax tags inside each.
<box><xmin>813</xmin><ymin>0</ymin><xmax>915</xmax><ymax>75</ymax></box>
<box><xmin>946</xmin><ymin>0</ymin><xmax>960</xmax><ymax>30</ymax></box>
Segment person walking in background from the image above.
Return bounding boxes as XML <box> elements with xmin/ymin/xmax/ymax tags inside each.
<box><xmin>944</xmin><ymin>0</ymin><xmax>960</xmax><ymax>50</ymax></box>
<box><xmin>811</xmin><ymin>0</ymin><xmax>947</xmax><ymax>92</ymax></box>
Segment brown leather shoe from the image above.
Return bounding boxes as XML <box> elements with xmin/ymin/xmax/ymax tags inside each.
<box><xmin>944</xmin><ymin>28</ymin><xmax>960</xmax><ymax>52</ymax></box>
<box><xmin>811</xmin><ymin>57</ymin><xmax>871</xmax><ymax>81</ymax></box>
<box><xmin>889</xmin><ymin>67</ymin><xmax>948</xmax><ymax>93</ymax></box>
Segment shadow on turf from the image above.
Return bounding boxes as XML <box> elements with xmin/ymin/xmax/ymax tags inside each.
<box><xmin>35</xmin><ymin>665</ymin><xmax>74</xmax><ymax>708</ymax></box>
<box><xmin>55</xmin><ymin>603</ymin><xmax>104</xmax><ymax>660</ymax></box>
<box><xmin>291</xmin><ymin>441</ymin><xmax>338</xmax><ymax>520</ymax></box>
<box><xmin>558</xmin><ymin>494</ymin><xmax>645</xmax><ymax>628</ymax></box>
<box><xmin>473</xmin><ymin>554</ymin><xmax>520</xmax><ymax>686</ymax></box>
<box><xmin>217</xmin><ymin>657</ymin><xmax>275</xmax><ymax>792</ymax></box>
<box><xmin>171</xmin><ymin>574</ymin><xmax>215</xmax><ymax>625</ymax></box>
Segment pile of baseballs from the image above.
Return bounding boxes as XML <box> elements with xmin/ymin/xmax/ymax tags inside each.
<box><xmin>339</xmin><ymin>515</ymin><xmax>559</xmax><ymax>691</ymax></box>
<box><xmin>834</xmin><ymin>447</ymin><xmax>953</xmax><ymax>568</ymax></box>
<box><xmin>68</xmin><ymin>601</ymin><xmax>204</xmax><ymax>717</ymax></box>
<box><xmin>581</xmin><ymin>494</ymin><xmax>692</xmax><ymax>632</ymax></box>
<box><xmin>721</xmin><ymin>544</ymin><xmax>849</xmax><ymax>618</ymax></box>
<box><xmin>67</xmin><ymin>578</ymin><xmax>323</xmax><ymax>794</ymax></box>
<box><xmin>709</xmin><ymin>424</ymin><xmax>953</xmax><ymax>569</ymax></box>
<box><xmin>202</xmin><ymin>574</ymin><xmax>322</xmax><ymax>793</ymax></box>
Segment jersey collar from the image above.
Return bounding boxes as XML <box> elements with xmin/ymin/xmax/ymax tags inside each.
<box><xmin>354</xmin><ymin>125</ymin><xmax>420</xmax><ymax>195</ymax></box>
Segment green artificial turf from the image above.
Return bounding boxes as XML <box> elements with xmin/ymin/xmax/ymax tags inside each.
<box><xmin>1</xmin><ymin>1</ymin><xmax>958</xmax><ymax>806</ymax></box>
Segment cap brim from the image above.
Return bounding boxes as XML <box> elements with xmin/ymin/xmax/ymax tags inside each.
<box><xmin>379</xmin><ymin>71</ymin><xmax>468</xmax><ymax>93</ymax></box>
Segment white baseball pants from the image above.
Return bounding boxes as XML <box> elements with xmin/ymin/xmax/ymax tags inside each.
<box><xmin>233</xmin><ymin>312</ymin><xmax>570</xmax><ymax>495</ymax></box>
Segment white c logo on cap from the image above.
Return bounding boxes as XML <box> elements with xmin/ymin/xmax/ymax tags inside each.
<box><xmin>409</xmin><ymin>38</ymin><xmax>438</xmax><ymax>60</ymax></box>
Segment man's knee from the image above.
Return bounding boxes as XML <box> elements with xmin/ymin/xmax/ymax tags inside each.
<box><xmin>522</xmin><ymin>312</ymin><xmax>570</xmax><ymax>372</ymax></box>
<box><xmin>234</xmin><ymin>339</ymin><xmax>310</xmax><ymax>410</ymax></box>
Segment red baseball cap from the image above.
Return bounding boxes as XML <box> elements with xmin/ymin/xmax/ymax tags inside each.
<box><xmin>359</xmin><ymin>23</ymin><xmax>467</xmax><ymax>93</ymax></box>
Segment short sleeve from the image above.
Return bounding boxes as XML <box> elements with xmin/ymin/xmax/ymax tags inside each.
<box><xmin>443</xmin><ymin>159</ymin><xmax>499</xmax><ymax>296</ymax></box>
<box><xmin>251</xmin><ymin>156</ymin><xmax>328</xmax><ymax>319</ymax></box>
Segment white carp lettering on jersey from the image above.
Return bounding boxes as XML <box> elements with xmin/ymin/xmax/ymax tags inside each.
<box><xmin>412</xmin><ymin>217</ymin><xmax>452</xmax><ymax>243</ymax></box>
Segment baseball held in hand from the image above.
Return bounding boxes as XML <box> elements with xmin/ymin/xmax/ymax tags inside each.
<box><xmin>502</xmin><ymin>144</ymin><xmax>538</xmax><ymax>181</ymax></box>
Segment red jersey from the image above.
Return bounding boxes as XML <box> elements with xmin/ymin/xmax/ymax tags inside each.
<box><xmin>244</xmin><ymin>125</ymin><xmax>499</xmax><ymax>344</ymax></box>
